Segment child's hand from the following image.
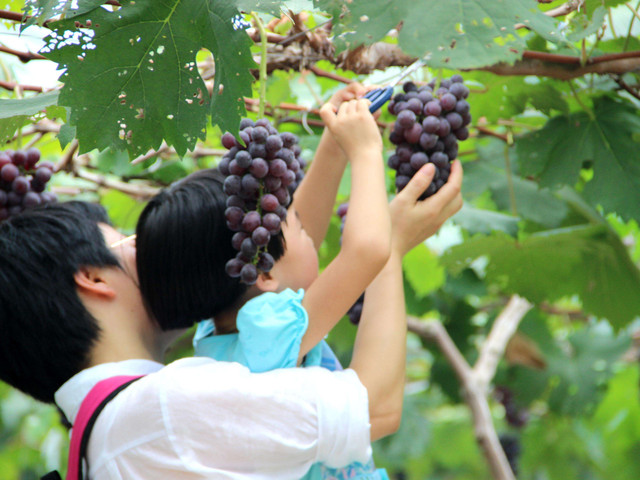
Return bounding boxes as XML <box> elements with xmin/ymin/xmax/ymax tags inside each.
<box><xmin>319</xmin><ymin>99</ymin><xmax>382</xmax><ymax>160</ymax></box>
<box><xmin>327</xmin><ymin>83</ymin><xmax>382</xmax><ymax>119</ymax></box>
<box><xmin>390</xmin><ymin>160</ymin><xmax>463</xmax><ymax>256</ymax></box>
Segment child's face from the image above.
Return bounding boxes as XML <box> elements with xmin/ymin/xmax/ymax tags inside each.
<box><xmin>268</xmin><ymin>207</ymin><xmax>318</xmax><ymax>291</ymax></box>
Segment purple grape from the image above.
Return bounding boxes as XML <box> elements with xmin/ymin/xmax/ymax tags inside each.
<box><xmin>248</xmin><ymin>142</ymin><xmax>267</xmax><ymax>159</ymax></box>
<box><xmin>252</xmin><ymin>126</ymin><xmax>269</xmax><ymax>144</ymax></box>
<box><xmin>232</xmin><ymin>232</ymin><xmax>249</xmax><ymax>251</ymax></box>
<box><xmin>0</xmin><ymin>154</ymin><xmax>11</xmax><ymax>168</ymax></box>
<box><xmin>419</xmin><ymin>133</ymin><xmax>438</xmax><ymax>150</ymax></box>
<box><xmin>424</xmin><ymin>100</ymin><xmax>442</xmax><ymax>116</ymax></box>
<box><xmin>455</xmin><ymin>100</ymin><xmax>470</xmax><ymax>115</ymax></box>
<box><xmin>436</xmin><ymin>119</ymin><xmax>451</xmax><ymax>137</ymax></box>
<box><xmin>249</xmin><ymin>158</ymin><xmax>269</xmax><ymax>178</ymax></box>
<box><xmin>223</xmin><ymin>175</ymin><xmax>242</xmax><ymax>195</ymax></box>
<box><xmin>263</xmin><ymin>212</ymin><xmax>281</xmax><ymax>234</ymax></box>
<box><xmin>260</xmin><ymin>193</ymin><xmax>279</xmax><ymax>212</ymax></box>
<box><xmin>241</xmin><ymin>174</ymin><xmax>261</xmax><ymax>196</ymax></box>
<box><xmin>455</xmin><ymin>127</ymin><xmax>470</xmax><ymax>141</ymax></box>
<box><xmin>221</xmin><ymin>132</ymin><xmax>237</xmax><ymax>149</ymax></box>
<box><xmin>387</xmin><ymin>154</ymin><xmax>400</xmax><ymax>170</ymax></box>
<box><xmin>225</xmin><ymin>206</ymin><xmax>244</xmax><ymax>225</ymax></box>
<box><xmin>22</xmin><ymin>191</ymin><xmax>41</xmax><ymax>208</ymax></box>
<box><xmin>430</xmin><ymin>152</ymin><xmax>449</xmax><ymax>169</ymax></box>
<box><xmin>257</xmin><ymin>252</ymin><xmax>275</xmax><ymax>272</ymax></box>
<box><xmin>228</xmin><ymin>159</ymin><xmax>246</xmax><ymax>176</ymax></box>
<box><xmin>395</xmin><ymin>175</ymin><xmax>410</xmax><ymax>191</ymax></box>
<box><xmin>273</xmin><ymin>187</ymin><xmax>290</xmax><ymax>206</ymax></box>
<box><xmin>422</xmin><ymin>116</ymin><xmax>440</xmax><ymax>134</ymax></box>
<box><xmin>218</xmin><ymin>156</ymin><xmax>231</xmax><ymax>175</ymax></box>
<box><xmin>252</xmin><ymin>226</ymin><xmax>270</xmax><ymax>246</ymax></box>
<box><xmin>24</xmin><ymin>149</ymin><xmax>40</xmax><ymax>170</ymax></box>
<box><xmin>406</xmin><ymin>98</ymin><xmax>423</xmax><ymax>115</ymax></box>
<box><xmin>264</xmin><ymin>175</ymin><xmax>282</xmax><ymax>192</ymax></box>
<box><xmin>269</xmin><ymin>159</ymin><xmax>287</xmax><ymax>177</ymax></box>
<box><xmin>240</xmin><ymin>118</ymin><xmax>254</xmax><ymax>129</ymax></box>
<box><xmin>397</xmin><ymin>110</ymin><xmax>416</xmax><ymax>129</ymax></box>
<box><xmin>240</xmin><ymin>263</ymin><xmax>258</xmax><ymax>285</ymax></box>
<box><xmin>241</xmin><ymin>237</ymin><xmax>258</xmax><ymax>257</ymax></box>
<box><xmin>446</xmin><ymin>112</ymin><xmax>463</xmax><ymax>130</ymax></box>
<box><xmin>280</xmin><ymin>132</ymin><xmax>297</xmax><ymax>149</ymax></box>
<box><xmin>398</xmin><ymin>163</ymin><xmax>414</xmax><ymax>176</ymax></box>
<box><xmin>227</xmin><ymin>195</ymin><xmax>245</xmax><ymax>209</ymax></box>
<box><xmin>241</xmin><ymin>211</ymin><xmax>261</xmax><ymax>232</ymax></box>
<box><xmin>1</xmin><ymin>164</ymin><xmax>19</xmax><ymax>183</ymax></box>
<box><xmin>12</xmin><ymin>176</ymin><xmax>29</xmax><ymax>195</ymax></box>
<box><xmin>12</xmin><ymin>151</ymin><xmax>26</xmax><ymax>167</ymax></box>
<box><xmin>440</xmin><ymin>93</ymin><xmax>457</xmax><ymax>111</ymax></box>
<box><xmin>234</xmin><ymin>150</ymin><xmax>252</xmax><ymax>169</ymax></box>
<box><xmin>225</xmin><ymin>258</ymin><xmax>244</xmax><ymax>278</ymax></box>
<box><xmin>265</xmin><ymin>135</ymin><xmax>283</xmax><ymax>155</ymax></box>
<box><xmin>34</xmin><ymin>167</ymin><xmax>52</xmax><ymax>184</ymax></box>
<box><xmin>410</xmin><ymin>152</ymin><xmax>429</xmax><ymax>171</ymax></box>
<box><xmin>403</xmin><ymin>123</ymin><xmax>423</xmax><ymax>144</ymax></box>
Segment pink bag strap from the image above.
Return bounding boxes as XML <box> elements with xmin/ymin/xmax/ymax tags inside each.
<box><xmin>65</xmin><ymin>375</ymin><xmax>143</xmax><ymax>480</ymax></box>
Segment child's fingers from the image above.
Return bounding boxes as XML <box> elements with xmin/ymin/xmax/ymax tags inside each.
<box><xmin>319</xmin><ymin>103</ymin><xmax>337</xmax><ymax>127</ymax></box>
<box><xmin>398</xmin><ymin>163</ymin><xmax>436</xmax><ymax>203</ymax></box>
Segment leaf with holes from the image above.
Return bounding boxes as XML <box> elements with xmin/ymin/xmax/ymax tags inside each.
<box><xmin>315</xmin><ymin>0</ymin><xmax>565</xmax><ymax>68</ymax></box>
<box><xmin>42</xmin><ymin>0</ymin><xmax>255</xmax><ymax>158</ymax></box>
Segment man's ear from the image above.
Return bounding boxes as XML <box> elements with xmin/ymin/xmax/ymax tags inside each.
<box><xmin>255</xmin><ymin>270</ymin><xmax>280</xmax><ymax>293</ymax></box>
<box><xmin>74</xmin><ymin>267</ymin><xmax>117</xmax><ymax>299</ymax></box>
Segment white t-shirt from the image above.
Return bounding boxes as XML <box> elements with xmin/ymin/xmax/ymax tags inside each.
<box><xmin>55</xmin><ymin>357</ymin><xmax>372</xmax><ymax>479</ymax></box>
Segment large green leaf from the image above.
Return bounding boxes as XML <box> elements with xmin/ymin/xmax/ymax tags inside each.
<box><xmin>42</xmin><ymin>0</ymin><xmax>255</xmax><ymax>158</ymax></box>
<box><xmin>511</xmin><ymin>321</ymin><xmax>630</xmax><ymax>416</ymax></box>
<box><xmin>0</xmin><ymin>91</ymin><xmax>59</xmax><ymax>119</ymax></box>
<box><xmin>443</xmin><ymin>225</ymin><xmax>640</xmax><ymax>328</ymax></box>
<box><xmin>22</xmin><ymin>0</ymin><xmax>106</xmax><ymax>28</ymax></box>
<box><xmin>403</xmin><ymin>244</ymin><xmax>445</xmax><ymax>298</ymax></box>
<box><xmin>516</xmin><ymin>97</ymin><xmax>640</xmax><ymax>221</ymax></box>
<box><xmin>315</xmin><ymin>0</ymin><xmax>565</xmax><ymax>68</ymax></box>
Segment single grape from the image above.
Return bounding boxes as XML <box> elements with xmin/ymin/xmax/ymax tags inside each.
<box><xmin>406</xmin><ymin>98</ymin><xmax>423</xmax><ymax>116</ymax></box>
<box><xmin>12</xmin><ymin>176</ymin><xmax>29</xmax><ymax>195</ymax></box>
<box><xmin>424</xmin><ymin>100</ymin><xmax>442</xmax><ymax>116</ymax></box>
<box><xmin>397</xmin><ymin>110</ymin><xmax>416</xmax><ymax>129</ymax></box>
<box><xmin>1</xmin><ymin>164</ymin><xmax>19</xmax><ymax>183</ymax></box>
<box><xmin>257</xmin><ymin>252</ymin><xmax>275</xmax><ymax>272</ymax></box>
<box><xmin>23</xmin><ymin>191</ymin><xmax>41</xmax><ymax>208</ymax></box>
<box><xmin>221</xmin><ymin>132</ymin><xmax>237</xmax><ymax>149</ymax></box>
<box><xmin>252</xmin><ymin>226</ymin><xmax>270</xmax><ymax>246</ymax></box>
<box><xmin>419</xmin><ymin>132</ymin><xmax>438</xmax><ymax>150</ymax></box>
<box><xmin>12</xmin><ymin>151</ymin><xmax>26</xmax><ymax>167</ymax></box>
<box><xmin>241</xmin><ymin>211</ymin><xmax>261</xmax><ymax>232</ymax></box>
<box><xmin>241</xmin><ymin>237</ymin><xmax>258</xmax><ymax>257</ymax></box>
<box><xmin>262</xmin><ymin>212</ymin><xmax>281</xmax><ymax>234</ymax></box>
<box><xmin>225</xmin><ymin>206</ymin><xmax>244</xmax><ymax>225</ymax></box>
<box><xmin>265</xmin><ymin>135</ymin><xmax>283</xmax><ymax>155</ymax></box>
<box><xmin>260</xmin><ymin>193</ymin><xmax>279</xmax><ymax>212</ymax></box>
<box><xmin>446</xmin><ymin>112</ymin><xmax>463</xmax><ymax>130</ymax></box>
<box><xmin>403</xmin><ymin>123</ymin><xmax>422</xmax><ymax>144</ymax></box>
<box><xmin>225</xmin><ymin>258</ymin><xmax>244</xmax><ymax>278</ymax></box>
<box><xmin>239</xmin><ymin>118</ymin><xmax>255</xmax><ymax>129</ymax></box>
<box><xmin>223</xmin><ymin>175</ymin><xmax>242</xmax><ymax>195</ymax></box>
<box><xmin>455</xmin><ymin>127</ymin><xmax>470</xmax><ymax>141</ymax></box>
<box><xmin>440</xmin><ymin>93</ymin><xmax>457</xmax><ymax>111</ymax></box>
<box><xmin>240</xmin><ymin>263</ymin><xmax>258</xmax><ymax>285</ymax></box>
<box><xmin>422</xmin><ymin>116</ymin><xmax>440</xmax><ymax>134</ymax></box>
<box><xmin>269</xmin><ymin>159</ymin><xmax>287</xmax><ymax>177</ymax></box>
<box><xmin>34</xmin><ymin>167</ymin><xmax>52</xmax><ymax>184</ymax></box>
<box><xmin>249</xmin><ymin>158</ymin><xmax>269</xmax><ymax>178</ymax></box>
<box><xmin>231</xmin><ymin>232</ymin><xmax>249</xmax><ymax>251</ymax></box>
<box><xmin>280</xmin><ymin>132</ymin><xmax>297</xmax><ymax>149</ymax></box>
<box><xmin>410</xmin><ymin>152</ymin><xmax>429</xmax><ymax>171</ymax></box>
<box><xmin>430</xmin><ymin>152</ymin><xmax>449</xmax><ymax>169</ymax></box>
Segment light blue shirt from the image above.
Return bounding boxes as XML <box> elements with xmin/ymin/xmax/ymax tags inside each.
<box><xmin>193</xmin><ymin>288</ymin><xmax>388</xmax><ymax>480</ymax></box>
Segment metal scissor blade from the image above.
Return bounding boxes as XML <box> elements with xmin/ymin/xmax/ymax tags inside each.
<box><xmin>362</xmin><ymin>59</ymin><xmax>425</xmax><ymax>113</ymax></box>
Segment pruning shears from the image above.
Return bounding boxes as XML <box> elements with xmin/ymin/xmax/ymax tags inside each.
<box><xmin>363</xmin><ymin>60</ymin><xmax>426</xmax><ymax>113</ymax></box>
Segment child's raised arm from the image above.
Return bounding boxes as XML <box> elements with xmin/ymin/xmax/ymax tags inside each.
<box><xmin>350</xmin><ymin>160</ymin><xmax>463</xmax><ymax>440</ymax></box>
<box><xmin>292</xmin><ymin>83</ymin><xmax>371</xmax><ymax>249</ymax></box>
<box><xmin>297</xmin><ymin>99</ymin><xmax>391</xmax><ymax>361</ymax></box>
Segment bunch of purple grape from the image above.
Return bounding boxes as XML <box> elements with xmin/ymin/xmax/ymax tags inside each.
<box><xmin>337</xmin><ymin>203</ymin><xmax>364</xmax><ymax>325</ymax></box>
<box><xmin>219</xmin><ymin>118</ymin><xmax>306</xmax><ymax>285</ymax></box>
<box><xmin>0</xmin><ymin>148</ymin><xmax>57</xmax><ymax>221</ymax></box>
<box><xmin>387</xmin><ymin>74</ymin><xmax>471</xmax><ymax>199</ymax></box>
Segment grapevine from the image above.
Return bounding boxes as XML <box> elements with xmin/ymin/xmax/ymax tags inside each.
<box><xmin>0</xmin><ymin>148</ymin><xmax>57</xmax><ymax>221</ymax></box>
<box><xmin>219</xmin><ymin>118</ymin><xmax>306</xmax><ymax>285</ymax></box>
<box><xmin>387</xmin><ymin>75</ymin><xmax>471</xmax><ymax>198</ymax></box>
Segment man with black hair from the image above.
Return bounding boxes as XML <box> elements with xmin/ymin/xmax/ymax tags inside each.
<box><xmin>0</xmin><ymin>153</ymin><xmax>462</xmax><ymax>479</ymax></box>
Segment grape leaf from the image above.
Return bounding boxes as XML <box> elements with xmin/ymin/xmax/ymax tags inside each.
<box><xmin>22</xmin><ymin>0</ymin><xmax>106</xmax><ymax>28</ymax></box>
<box><xmin>516</xmin><ymin>97</ymin><xmax>640</xmax><ymax>221</ymax></box>
<box><xmin>453</xmin><ymin>204</ymin><xmax>519</xmax><ymax>236</ymax></box>
<box><xmin>0</xmin><ymin>91</ymin><xmax>59</xmax><ymax>118</ymax></box>
<box><xmin>402</xmin><ymin>244</ymin><xmax>445</xmax><ymax>298</ymax></box>
<box><xmin>236</xmin><ymin>0</ymin><xmax>314</xmax><ymax>16</ymax></box>
<box><xmin>510</xmin><ymin>321</ymin><xmax>630</xmax><ymax>415</ymax></box>
<box><xmin>566</xmin><ymin>7</ymin><xmax>606</xmax><ymax>42</ymax></box>
<box><xmin>42</xmin><ymin>0</ymin><xmax>255</xmax><ymax>158</ymax></box>
<box><xmin>315</xmin><ymin>0</ymin><xmax>565</xmax><ymax>69</ymax></box>
<box><xmin>442</xmin><ymin>225</ymin><xmax>640</xmax><ymax>328</ymax></box>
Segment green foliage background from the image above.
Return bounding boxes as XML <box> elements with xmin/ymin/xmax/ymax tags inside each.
<box><xmin>1</xmin><ymin>0</ymin><xmax>640</xmax><ymax>478</ymax></box>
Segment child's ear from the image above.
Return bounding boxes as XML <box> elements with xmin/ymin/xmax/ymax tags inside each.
<box><xmin>255</xmin><ymin>271</ymin><xmax>280</xmax><ymax>293</ymax></box>
<box><xmin>74</xmin><ymin>267</ymin><xmax>117</xmax><ymax>299</ymax></box>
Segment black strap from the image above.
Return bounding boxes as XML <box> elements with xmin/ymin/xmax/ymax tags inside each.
<box><xmin>41</xmin><ymin>377</ymin><xmax>142</xmax><ymax>480</ymax></box>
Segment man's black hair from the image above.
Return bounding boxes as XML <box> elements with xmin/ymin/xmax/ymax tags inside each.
<box><xmin>136</xmin><ymin>169</ymin><xmax>285</xmax><ymax>330</ymax></box>
<box><xmin>0</xmin><ymin>201</ymin><xmax>119</xmax><ymax>403</ymax></box>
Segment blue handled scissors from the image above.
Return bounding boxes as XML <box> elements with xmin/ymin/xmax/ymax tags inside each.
<box><xmin>362</xmin><ymin>60</ymin><xmax>426</xmax><ymax>113</ymax></box>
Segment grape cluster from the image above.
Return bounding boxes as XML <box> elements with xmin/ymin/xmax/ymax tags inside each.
<box><xmin>0</xmin><ymin>148</ymin><xmax>57</xmax><ymax>221</ymax></box>
<box><xmin>387</xmin><ymin>74</ymin><xmax>471</xmax><ymax>199</ymax></box>
<box><xmin>499</xmin><ymin>433</ymin><xmax>521</xmax><ymax>476</ymax></box>
<box><xmin>337</xmin><ymin>203</ymin><xmax>364</xmax><ymax>325</ymax></box>
<box><xmin>494</xmin><ymin>385</ymin><xmax>529</xmax><ymax>428</ymax></box>
<box><xmin>219</xmin><ymin>118</ymin><xmax>306</xmax><ymax>285</ymax></box>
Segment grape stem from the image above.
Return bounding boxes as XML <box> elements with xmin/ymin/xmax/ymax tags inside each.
<box><xmin>503</xmin><ymin>133</ymin><xmax>518</xmax><ymax>218</ymax></box>
<box><xmin>252</xmin><ymin>12</ymin><xmax>269</xmax><ymax>119</ymax></box>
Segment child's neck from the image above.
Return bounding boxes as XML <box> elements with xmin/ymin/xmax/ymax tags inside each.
<box><xmin>212</xmin><ymin>287</ymin><xmax>266</xmax><ymax>335</ymax></box>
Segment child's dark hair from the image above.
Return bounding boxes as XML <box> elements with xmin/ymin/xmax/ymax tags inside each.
<box><xmin>136</xmin><ymin>169</ymin><xmax>285</xmax><ymax>330</ymax></box>
<box><xmin>0</xmin><ymin>201</ymin><xmax>119</xmax><ymax>403</ymax></box>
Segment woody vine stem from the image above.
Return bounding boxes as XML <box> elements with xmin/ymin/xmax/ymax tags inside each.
<box><xmin>253</xmin><ymin>12</ymin><xmax>268</xmax><ymax>119</ymax></box>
